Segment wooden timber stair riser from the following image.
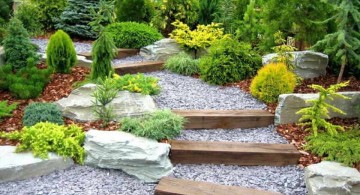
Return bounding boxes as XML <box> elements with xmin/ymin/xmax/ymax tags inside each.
<box><xmin>114</xmin><ymin>61</ymin><xmax>164</xmax><ymax>75</ymax></box>
<box><xmin>172</xmin><ymin>109</ymin><xmax>274</xmax><ymax>129</ymax></box>
<box><xmin>154</xmin><ymin>177</ymin><xmax>282</xmax><ymax>195</ymax></box>
<box><xmin>78</xmin><ymin>48</ymin><xmax>140</xmax><ymax>60</ymax></box>
<box><xmin>170</xmin><ymin>140</ymin><xmax>300</xmax><ymax>166</ymax></box>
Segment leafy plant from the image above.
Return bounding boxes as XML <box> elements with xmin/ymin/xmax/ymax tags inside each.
<box><xmin>46</xmin><ymin>30</ymin><xmax>77</xmax><ymax>74</ymax></box>
<box><xmin>30</xmin><ymin>0</ymin><xmax>67</xmax><ymax>29</ymax></box>
<box><xmin>0</xmin><ymin>122</ymin><xmax>85</xmax><ymax>164</ymax></box>
<box><xmin>200</xmin><ymin>37</ymin><xmax>262</xmax><ymax>85</ymax></box>
<box><xmin>14</xmin><ymin>0</ymin><xmax>44</xmax><ymax>36</ymax></box>
<box><xmin>250</xmin><ymin>62</ymin><xmax>297</xmax><ymax>103</ymax></box>
<box><xmin>91</xmin><ymin>32</ymin><xmax>116</xmax><ymax>80</ymax></box>
<box><xmin>89</xmin><ymin>0</ymin><xmax>115</xmax><ymax>34</ymax></box>
<box><xmin>104</xmin><ymin>22</ymin><xmax>163</xmax><ymax>49</ymax></box>
<box><xmin>296</xmin><ymin>81</ymin><xmax>350</xmax><ymax>137</ymax></box>
<box><xmin>0</xmin><ymin>100</ymin><xmax>18</xmax><ymax>121</ymax></box>
<box><xmin>164</xmin><ymin>52</ymin><xmax>199</xmax><ymax>76</ymax></box>
<box><xmin>198</xmin><ymin>0</ymin><xmax>220</xmax><ymax>25</ymax></box>
<box><xmin>271</xmin><ymin>31</ymin><xmax>297</xmax><ymax>71</ymax></box>
<box><xmin>92</xmin><ymin>77</ymin><xmax>118</xmax><ymax>126</ymax></box>
<box><xmin>169</xmin><ymin>20</ymin><xmax>225</xmax><ymax>58</ymax></box>
<box><xmin>305</xmin><ymin>128</ymin><xmax>360</xmax><ymax>166</ymax></box>
<box><xmin>113</xmin><ymin>73</ymin><xmax>160</xmax><ymax>95</ymax></box>
<box><xmin>120</xmin><ymin>109</ymin><xmax>185</xmax><ymax>140</ymax></box>
<box><xmin>22</xmin><ymin>102</ymin><xmax>64</xmax><ymax>127</ymax></box>
<box><xmin>115</xmin><ymin>0</ymin><xmax>154</xmax><ymax>23</ymax></box>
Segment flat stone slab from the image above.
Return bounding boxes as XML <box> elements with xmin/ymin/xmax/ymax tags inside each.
<box><xmin>54</xmin><ymin>84</ymin><xmax>157</xmax><ymax>122</ymax></box>
<box><xmin>0</xmin><ymin>146</ymin><xmax>73</xmax><ymax>183</ymax></box>
<box><xmin>39</xmin><ymin>52</ymin><xmax>93</xmax><ymax>68</ymax></box>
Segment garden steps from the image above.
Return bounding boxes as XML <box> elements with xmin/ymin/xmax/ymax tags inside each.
<box><xmin>78</xmin><ymin>48</ymin><xmax>140</xmax><ymax>60</ymax></box>
<box><xmin>169</xmin><ymin>140</ymin><xmax>300</xmax><ymax>166</ymax></box>
<box><xmin>172</xmin><ymin>109</ymin><xmax>274</xmax><ymax>129</ymax></box>
<box><xmin>114</xmin><ymin>61</ymin><xmax>164</xmax><ymax>75</ymax></box>
<box><xmin>154</xmin><ymin>177</ymin><xmax>281</xmax><ymax>195</ymax></box>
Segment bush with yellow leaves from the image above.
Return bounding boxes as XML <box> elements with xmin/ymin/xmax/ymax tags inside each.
<box><xmin>113</xmin><ymin>73</ymin><xmax>160</xmax><ymax>95</ymax></box>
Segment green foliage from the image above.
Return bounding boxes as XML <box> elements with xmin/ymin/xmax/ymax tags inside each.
<box><xmin>115</xmin><ymin>0</ymin><xmax>154</xmax><ymax>23</ymax></box>
<box><xmin>23</xmin><ymin>102</ymin><xmax>64</xmax><ymax>127</ymax></box>
<box><xmin>296</xmin><ymin>82</ymin><xmax>350</xmax><ymax>137</ymax></box>
<box><xmin>169</xmin><ymin>20</ymin><xmax>225</xmax><ymax>58</ymax></box>
<box><xmin>14</xmin><ymin>0</ymin><xmax>44</xmax><ymax>36</ymax></box>
<box><xmin>104</xmin><ymin>22</ymin><xmax>162</xmax><ymax>48</ymax></box>
<box><xmin>151</xmin><ymin>0</ymin><xmax>199</xmax><ymax>35</ymax></box>
<box><xmin>89</xmin><ymin>0</ymin><xmax>115</xmax><ymax>34</ymax></box>
<box><xmin>164</xmin><ymin>52</ymin><xmax>199</xmax><ymax>76</ymax></box>
<box><xmin>198</xmin><ymin>0</ymin><xmax>220</xmax><ymax>25</ymax></box>
<box><xmin>199</xmin><ymin>37</ymin><xmax>262</xmax><ymax>85</ymax></box>
<box><xmin>305</xmin><ymin>128</ymin><xmax>360</xmax><ymax>166</ymax></box>
<box><xmin>0</xmin><ymin>0</ymin><xmax>13</xmax><ymax>22</ymax></box>
<box><xmin>114</xmin><ymin>73</ymin><xmax>160</xmax><ymax>95</ymax></box>
<box><xmin>3</xmin><ymin>18</ymin><xmax>39</xmax><ymax>70</ymax></box>
<box><xmin>271</xmin><ymin>31</ymin><xmax>297</xmax><ymax>71</ymax></box>
<box><xmin>0</xmin><ymin>122</ymin><xmax>85</xmax><ymax>164</ymax></box>
<box><xmin>120</xmin><ymin>109</ymin><xmax>184</xmax><ymax>140</ymax></box>
<box><xmin>213</xmin><ymin>0</ymin><xmax>240</xmax><ymax>34</ymax></box>
<box><xmin>29</xmin><ymin>0</ymin><xmax>67</xmax><ymax>29</ymax></box>
<box><xmin>0</xmin><ymin>100</ymin><xmax>18</xmax><ymax>121</ymax></box>
<box><xmin>91</xmin><ymin>32</ymin><xmax>116</xmax><ymax>80</ymax></box>
<box><xmin>92</xmin><ymin>77</ymin><xmax>118</xmax><ymax>126</ymax></box>
<box><xmin>46</xmin><ymin>30</ymin><xmax>77</xmax><ymax>74</ymax></box>
<box><xmin>250</xmin><ymin>62</ymin><xmax>297</xmax><ymax>103</ymax></box>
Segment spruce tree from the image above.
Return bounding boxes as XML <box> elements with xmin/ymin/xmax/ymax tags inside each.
<box><xmin>91</xmin><ymin>32</ymin><xmax>116</xmax><ymax>80</ymax></box>
<box><xmin>312</xmin><ymin>0</ymin><xmax>360</xmax><ymax>82</ymax></box>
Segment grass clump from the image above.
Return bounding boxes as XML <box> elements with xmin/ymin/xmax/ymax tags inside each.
<box><xmin>164</xmin><ymin>52</ymin><xmax>199</xmax><ymax>76</ymax></box>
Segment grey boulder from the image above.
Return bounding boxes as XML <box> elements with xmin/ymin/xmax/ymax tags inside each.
<box><xmin>84</xmin><ymin>130</ymin><xmax>173</xmax><ymax>182</ymax></box>
<box><xmin>305</xmin><ymin>161</ymin><xmax>360</xmax><ymax>195</ymax></box>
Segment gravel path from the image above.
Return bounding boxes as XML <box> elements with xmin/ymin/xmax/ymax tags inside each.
<box><xmin>32</xmin><ymin>39</ymin><xmax>92</xmax><ymax>54</ymax></box>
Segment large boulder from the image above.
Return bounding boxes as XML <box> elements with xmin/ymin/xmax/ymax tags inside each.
<box><xmin>305</xmin><ymin>161</ymin><xmax>360</xmax><ymax>195</ymax></box>
<box><xmin>54</xmin><ymin>84</ymin><xmax>157</xmax><ymax>122</ymax></box>
<box><xmin>0</xmin><ymin>146</ymin><xmax>73</xmax><ymax>183</ymax></box>
<box><xmin>0</xmin><ymin>46</ymin><xmax>4</xmax><ymax>66</ymax></box>
<box><xmin>263</xmin><ymin>51</ymin><xmax>328</xmax><ymax>79</ymax></box>
<box><xmin>84</xmin><ymin>130</ymin><xmax>173</xmax><ymax>182</ymax></box>
<box><xmin>275</xmin><ymin>92</ymin><xmax>360</xmax><ymax>124</ymax></box>
<box><xmin>140</xmin><ymin>38</ymin><xmax>183</xmax><ymax>61</ymax></box>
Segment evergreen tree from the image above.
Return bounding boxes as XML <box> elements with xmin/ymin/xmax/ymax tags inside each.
<box><xmin>198</xmin><ymin>0</ymin><xmax>220</xmax><ymax>25</ymax></box>
<box><xmin>0</xmin><ymin>0</ymin><xmax>13</xmax><ymax>23</ymax></box>
<box><xmin>91</xmin><ymin>32</ymin><xmax>116</xmax><ymax>80</ymax></box>
<box><xmin>312</xmin><ymin>0</ymin><xmax>360</xmax><ymax>82</ymax></box>
<box><xmin>115</xmin><ymin>0</ymin><xmax>154</xmax><ymax>23</ymax></box>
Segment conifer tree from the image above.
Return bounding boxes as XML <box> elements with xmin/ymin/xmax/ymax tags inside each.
<box><xmin>198</xmin><ymin>0</ymin><xmax>220</xmax><ymax>25</ymax></box>
<box><xmin>115</xmin><ymin>0</ymin><xmax>154</xmax><ymax>23</ymax></box>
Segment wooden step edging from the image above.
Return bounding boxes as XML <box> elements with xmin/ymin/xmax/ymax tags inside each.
<box><xmin>172</xmin><ymin>109</ymin><xmax>274</xmax><ymax>129</ymax></box>
<box><xmin>114</xmin><ymin>61</ymin><xmax>164</xmax><ymax>75</ymax></box>
<box><xmin>155</xmin><ymin>177</ymin><xmax>281</xmax><ymax>195</ymax></box>
<box><xmin>169</xmin><ymin>140</ymin><xmax>300</xmax><ymax>166</ymax></box>
<box><xmin>79</xmin><ymin>48</ymin><xmax>140</xmax><ymax>60</ymax></box>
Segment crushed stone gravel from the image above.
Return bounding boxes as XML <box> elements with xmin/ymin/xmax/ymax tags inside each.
<box><xmin>32</xmin><ymin>39</ymin><xmax>92</xmax><ymax>54</ymax></box>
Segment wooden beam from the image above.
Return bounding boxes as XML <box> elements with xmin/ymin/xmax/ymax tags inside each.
<box><xmin>114</xmin><ymin>61</ymin><xmax>164</xmax><ymax>75</ymax></box>
<box><xmin>172</xmin><ymin>109</ymin><xmax>274</xmax><ymax>129</ymax></box>
<box><xmin>170</xmin><ymin>140</ymin><xmax>300</xmax><ymax>166</ymax></box>
<box><xmin>155</xmin><ymin>177</ymin><xmax>281</xmax><ymax>195</ymax></box>
<box><xmin>78</xmin><ymin>48</ymin><xmax>140</xmax><ymax>60</ymax></box>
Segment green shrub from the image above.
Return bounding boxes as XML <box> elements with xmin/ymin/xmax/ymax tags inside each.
<box><xmin>3</xmin><ymin>18</ymin><xmax>39</xmax><ymax>70</ymax></box>
<box><xmin>114</xmin><ymin>73</ymin><xmax>160</xmax><ymax>95</ymax></box>
<box><xmin>199</xmin><ymin>37</ymin><xmax>262</xmax><ymax>85</ymax></box>
<box><xmin>89</xmin><ymin>0</ymin><xmax>115</xmax><ymax>34</ymax></box>
<box><xmin>104</xmin><ymin>22</ymin><xmax>163</xmax><ymax>49</ymax></box>
<box><xmin>120</xmin><ymin>109</ymin><xmax>184</xmax><ymax>140</ymax></box>
<box><xmin>30</xmin><ymin>0</ymin><xmax>67</xmax><ymax>29</ymax></box>
<box><xmin>23</xmin><ymin>102</ymin><xmax>64</xmax><ymax>127</ymax></box>
<box><xmin>0</xmin><ymin>0</ymin><xmax>13</xmax><ymax>23</ymax></box>
<box><xmin>115</xmin><ymin>0</ymin><xmax>154</xmax><ymax>23</ymax></box>
<box><xmin>0</xmin><ymin>100</ymin><xmax>18</xmax><ymax>121</ymax></box>
<box><xmin>165</xmin><ymin>52</ymin><xmax>199</xmax><ymax>76</ymax></box>
<box><xmin>46</xmin><ymin>30</ymin><xmax>77</xmax><ymax>74</ymax></box>
<box><xmin>305</xmin><ymin>128</ymin><xmax>360</xmax><ymax>166</ymax></box>
<box><xmin>250</xmin><ymin>62</ymin><xmax>297</xmax><ymax>103</ymax></box>
<box><xmin>15</xmin><ymin>0</ymin><xmax>44</xmax><ymax>36</ymax></box>
<box><xmin>0</xmin><ymin>122</ymin><xmax>85</xmax><ymax>164</ymax></box>
<box><xmin>198</xmin><ymin>0</ymin><xmax>220</xmax><ymax>25</ymax></box>
<box><xmin>91</xmin><ymin>32</ymin><xmax>116</xmax><ymax>80</ymax></box>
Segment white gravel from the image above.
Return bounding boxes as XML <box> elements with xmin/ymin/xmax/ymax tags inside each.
<box><xmin>32</xmin><ymin>39</ymin><xmax>92</xmax><ymax>54</ymax></box>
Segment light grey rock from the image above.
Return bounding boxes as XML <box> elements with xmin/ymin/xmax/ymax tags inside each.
<box><xmin>84</xmin><ymin>130</ymin><xmax>173</xmax><ymax>182</ymax></box>
<box><xmin>305</xmin><ymin>161</ymin><xmax>360</xmax><ymax>195</ymax></box>
<box><xmin>275</xmin><ymin>92</ymin><xmax>360</xmax><ymax>124</ymax></box>
<box><xmin>0</xmin><ymin>146</ymin><xmax>73</xmax><ymax>183</ymax></box>
<box><xmin>262</xmin><ymin>51</ymin><xmax>328</xmax><ymax>79</ymax></box>
<box><xmin>0</xmin><ymin>46</ymin><xmax>4</xmax><ymax>66</ymax></box>
<box><xmin>39</xmin><ymin>53</ymin><xmax>93</xmax><ymax>68</ymax></box>
<box><xmin>54</xmin><ymin>84</ymin><xmax>157</xmax><ymax>122</ymax></box>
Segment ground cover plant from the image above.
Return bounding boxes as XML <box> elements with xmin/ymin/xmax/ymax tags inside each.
<box><xmin>22</xmin><ymin>102</ymin><xmax>64</xmax><ymax>127</ymax></box>
<box><xmin>114</xmin><ymin>73</ymin><xmax>160</xmax><ymax>95</ymax></box>
<box><xmin>164</xmin><ymin>52</ymin><xmax>199</xmax><ymax>76</ymax></box>
<box><xmin>0</xmin><ymin>100</ymin><xmax>17</xmax><ymax>122</ymax></box>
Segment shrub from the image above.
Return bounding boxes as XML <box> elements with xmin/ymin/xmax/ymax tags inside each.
<box><xmin>250</xmin><ymin>62</ymin><xmax>297</xmax><ymax>103</ymax></box>
<box><xmin>29</xmin><ymin>0</ymin><xmax>67</xmax><ymax>29</ymax></box>
<box><xmin>91</xmin><ymin>32</ymin><xmax>116</xmax><ymax>80</ymax></box>
<box><xmin>104</xmin><ymin>22</ymin><xmax>162</xmax><ymax>49</ymax></box>
<box><xmin>164</xmin><ymin>52</ymin><xmax>199</xmax><ymax>76</ymax></box>
<box><xmin>3</xmin><ymin>18</ymin><xmax>39</xmax><ymax>70</ymax></box>
<box><xmin>0</xmin><ymin>100</ymin><xmax>18</xmax><ymax>121</ymax></box>
<box><xmin>14</xmin><ymin>0</ymin><xmax>44</xmax><ymax>36</ymax></box>
<box><xmin>114</xmin><ymin>73</ymin><xmax>160</xmax><ymax>95</ymax></box>
<box><xmin>23</xmin><ymin>102</ymin><xmax>64</xmax><ymax>127</ymax></box>
<box><xmin>198</xmin><ymin>0</ymin><xmax>220</xmax><ymax>25</ymax></box>
<box><xmin>0</xmin><ymin>122</ymin><xmax>85</xmax><ymax>164</ymax></box>
<box><xmin>0</xmin><ymin>0</ymin><xmax>13</xmax><ymax>23</ymax></box>
<box><xmin>46</xmin><ymin>30</ymin><xmax>77</xmax><ymax>74</ymax></box>
<box><xmin>115</xmin><ymin>0</ymin><xmax>154</xmax><ymax>23</ymax></box>
<box><xmin>200</xmin><ymin>37</ymin><xmax>262</xmax><ymax>85</ymax></box>
<box><xmin>120</xmin><ymin>109</ymin><xmax>185</xmax><ymax>140</ymax></box>
<box><xmin>305</xmin><ymin>128</ymin><xmax>360</xmax><ymax>166</ymax></box>
<box><xmin>296</xmin><ymin>82</ymin><xmax>350</xmax><ymax>137</ymax></box>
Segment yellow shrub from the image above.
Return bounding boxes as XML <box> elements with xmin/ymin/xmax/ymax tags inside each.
<box><xmin>250</xmin><ymin>63</ymin><xmax>297</xmax><ymax>103</ymax></box>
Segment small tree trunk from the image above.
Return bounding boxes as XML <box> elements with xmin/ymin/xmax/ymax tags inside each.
<box><xmin>337</xmin><ymin>57</ymin><xmax>346</xmax><ymax>83</ymax></box>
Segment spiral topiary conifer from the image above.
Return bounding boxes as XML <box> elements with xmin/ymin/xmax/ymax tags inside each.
<box><xmin>46</xmin><ymin>30</ymin><xmax>77</xmax><ymax>73</ymax></box>
<box><xmin>91</xmin><ymin>32</ymin><xmax>116</xmax><ymax>80</ymax></box>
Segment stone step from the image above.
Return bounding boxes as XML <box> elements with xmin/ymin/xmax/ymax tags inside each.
<box><xmin>114</xmin><ymin>61</ymin><xmax>164</xmax><ymax>75</ymax></box>
<box><xmin>154</xmin><ymin>177</ymin><xmax>281</xmax><ymax>195</ymax></box>
<box><xmin>172</xmin><ymin>109</ymin><xmax>274</xmax><ymax>129</ymax></box>
<box><xmin>170</xmin><ymin>140</ymin><xmax>300</xmax><ymax>166</ymax></box>
<box><xmin>79</xmin><ymin>48</ymin><xmax>140</xmax><ymax>60</ymax></box>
